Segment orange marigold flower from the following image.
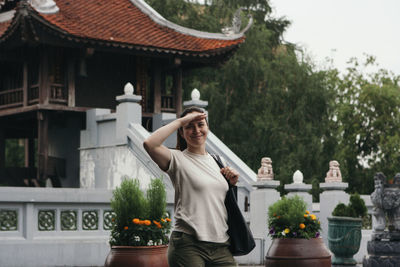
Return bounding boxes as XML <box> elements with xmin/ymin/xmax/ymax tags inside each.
<box><xmin>304</xmin><ymin>214</ymin><xmax>308</xmax><ymax>218</ymax></box>
<box><xmin>273</xmin><ymin>213</ymin><xmax>277</xmax><ymax>217</ymax></box>
<box><xmin>144</xmin><ymin>220</ymin><xmax>151</xmax><ymax>226</ymax></box>
<box><xmin>277</xmin><ymin>216</ymin><xmax>281</xmax><ymax>219</ymax></box>
<box><xmin>133</xmin><ymin>218</ymin><xmax>140</xmax><ymax>224</ymax></box>
<box><xmin>124</xmin><ymin>226</ymin><xmax>128</xmax><ymax>230</ymax></box>
<box><xmin>306</xmin><ymin>210</ymin><xmax>310</xmax><ymax>214</ymax></box>
<box><xmin>161</xmin><ymin>218</ymin><xmax>166</xmax><ymax>222</ymax></box>
<box><xmin>310</xmin><ymin>214</ymin><xmax>317</xmax><ymax>220</ymax></box>
<box><xmin>111</xmin><ymin>218</ymin><xmax>115</xmax><ymax>222</ymax></box>
<box><xmin>299</xmin><ymin>223</ymin><xmax>305</xmax><ymax>229</ymax></box>
<box><xmin>166</xmin><ymin>218</ymin><xmax>171</xmax><ymax>222</ymax></box>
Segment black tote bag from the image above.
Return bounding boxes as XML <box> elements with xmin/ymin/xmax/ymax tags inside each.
<box><xmin>211</xmin><ymin>154</ymin><xmax>256</xmax><ymax>256</ymax></box>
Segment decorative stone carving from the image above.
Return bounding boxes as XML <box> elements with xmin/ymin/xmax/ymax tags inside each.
<box><xmin>38</xmin><ymin>210</ymin><xmax>55</xmax><ymax>231</ymax></box>
<box><xmin>82</xmin><ymin>210</ymin><xmax>98</xmax><ymax>230</ymax></box>
<box><xmin>0</xmin><ymin>209</ymin><xmax>18</xmax><ymax>231</ymax></box>
<box><xmin>183</xmin><ymin>88</ymin><xmax>208</xmax><ymax>108</ymax></box>
<box><xmin>371</xmin><ymin>172</ymin><xmax>400</xmax><ymax>235</ymax></box>
<box><xmin>191</xmin><ymin>88</ymin><xmax>200</xmax><ymax>101</ymax></box>
<box><xmin>124</xmin><ymin>82</ymin><xmax>134</xmax><ymax>95</ymax></box>
<box><xmin>324</xmin><ymin>160</ymin><xmax>342</xmax><ymax>183</ymax></box>
<box><xmin>222</xmin><ymin>8</ymin><xmax>245</xmax><ymax>35</ymax></box>
<box><xmin>364</xmin><ymin>172</ymin><xmax>400</xmax><ymax>267</ymax></box>
<box><xmin>293</xmin><ymin>170</ymin><xmax>303</xmax><ymax>184</ymax></box>
<box><xmin>257</xmin><ymin>157</ymin><xmax>274</xmax><ymax>181</ymax></box>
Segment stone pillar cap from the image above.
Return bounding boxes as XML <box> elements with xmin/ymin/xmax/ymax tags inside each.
<box><xmin>284</xmin><ymin>183</ymin><xmax>312</xmax><ymax>192</ymax></box>
<box><xmin>252</xmin><ymin>180</ymin><xmax>280</xmax><ymax>189</ymax></box>
<box><xmin>183</xmin><ymin>88</ymin><xmax>208</xmax><ymax>108</ymax></box>
<box><xmin>116</xmin><ymin>82</ymin><xmax>142</xmax><ymax>103</ymax></box>
<box><xmin>320</xmin><ymin>182</ymin><xmax>348</xmax><ymax>191</ymax></box>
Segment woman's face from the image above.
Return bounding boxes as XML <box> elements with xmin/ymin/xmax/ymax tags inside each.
<box><xmin>181</xmin><ymin>111</ymin><xmax>208</xmax><ymax>149</ymax></box>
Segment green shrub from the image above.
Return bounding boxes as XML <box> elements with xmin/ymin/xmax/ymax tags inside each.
<box><xmin>268</xmin><ymin>195</ymin><xmax>321</xmax><ymax>239</ymax></box>
<box><xmin>109</xmin><ymin>177</ymin><xmax>171</xmax><ymax>246</ymax></box>
<box><xmin>332</xmin><ymin>193</ymin><xmax>367</xmax><ymax>218</ymax></box>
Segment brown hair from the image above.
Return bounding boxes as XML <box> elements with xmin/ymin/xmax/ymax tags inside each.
<box><xmin>176</xmin><ymin>106</ymin><xmax>207</xmax><ymax>151</ymax></box>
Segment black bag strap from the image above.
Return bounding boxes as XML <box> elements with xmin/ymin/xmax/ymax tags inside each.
<box><xmin>210</xmin><ymin>154</ymin><xmax>237</xmax><ymax>196</ymax></box>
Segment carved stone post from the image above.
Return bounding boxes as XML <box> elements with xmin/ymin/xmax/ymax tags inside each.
<box><xmin>319</xmin><ymin>160</ymin><xmax>349</xmax><ymax>245</ymax></box>
<box><xmin>115</xmin><ymin>82</ymin><xmax>142</xmax><ymax>142</ymax></box>
<box><xmin>251</xmin><ymin>157</ymin><xmax>280</xmax><ymax>259</ymax></box>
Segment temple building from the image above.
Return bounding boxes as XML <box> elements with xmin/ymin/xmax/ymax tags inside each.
<box><xmin>0</xmin><ymin>0</ymin><xmax>251</xmax><ymax>187</ymax></box>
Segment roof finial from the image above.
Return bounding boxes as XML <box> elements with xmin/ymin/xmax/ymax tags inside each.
<box><xmin>222</xmin><ymin>7</ymin><xmax>252</xmax><ymax>35</ymax></box>
<box><xmin>29</xmin><ymin>0</ymin><xmax>59</xmax><ymax>14</ymax></box>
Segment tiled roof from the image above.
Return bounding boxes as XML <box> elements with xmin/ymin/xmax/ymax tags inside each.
<box><xmin>0</xmin><ymin>0</ymin><xmax>247</xmax><ymax>55</ymax></box>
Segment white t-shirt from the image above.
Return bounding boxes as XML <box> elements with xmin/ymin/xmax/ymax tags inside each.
<box><xmin>167</xmin><ymin>149</ymin><xmax>229</xmax><ymax>243</ymax></box>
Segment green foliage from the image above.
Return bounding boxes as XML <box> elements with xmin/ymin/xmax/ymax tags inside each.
<box><xmin>5</xmin><ymin>139</ymin><xmax>25</xmax><ymax>167</ymax></box>
<box><xmin>332</xmin><ymin>193</ymin><xmax>367</xmax><ymax>218</ymax></box>
<box><xmin>144</xmin><ymin>0</ymin><xmax>400</xmax><ymax>198</ymax></box>
<box><xmin>109</xmin><ymin>177</ymin><xmax>171</xmax><ymax>246</ymax></box>
<box><xmin>268</xmin><ymin>196</ymin><xmax>321</xmax><ymax>239</ymax></box>
<box><xmin>328</xmin><ymin>56</ymin><xmax>400</xmax><ymax>194</ymax></box>
<box><xmin>146</xmin><ymin>178</ymin><xmax>167</xmax><ymax>221</ymax></box>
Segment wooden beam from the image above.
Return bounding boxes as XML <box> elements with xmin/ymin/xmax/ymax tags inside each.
<box><xmin>23</xmin><ymin>61</ymin><xmax>28</xmax><ymax>106</ymax></box>
<box><xmin>24</xmin><ymin>138</ymin><xmax>35</xmax><ymax>168</ymax></box>
<box><xmin>153</xmin><ymin>66</ymin><xmax>161</xmax><ymax>113</ymax></box>
<box><xmin>39</xmin><ymin>49</ymin><xmax>49</xmax><ymax>105</ymax></box>
<box><xmin>174</xmin><ymin>67</ymin><xmax>182</xmax><ymax>116</ymax></box>
<box><xmin>0</xmin><ymin>129</ymin><xmax>5</xmax><ymax>169</ymax></box>
<box><xmin>67</xmin><ymin>58</ymin><xmax>75</xmax><ymax>107</ymax></box>
<box><xmin>37</xmin><ymin>111</ymin><xmax>48</xmax><ymax>182</ymax></box>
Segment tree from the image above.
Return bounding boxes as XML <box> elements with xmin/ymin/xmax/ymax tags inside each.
<box><xmin>331</xmin><ymin>56</ymin><xmax>400</xmax><ymax>193</ymax></box>
<box><xmin>145</xmin><ymin>0</ymin><xmax>336</xmax><ymax>198</ymax></box>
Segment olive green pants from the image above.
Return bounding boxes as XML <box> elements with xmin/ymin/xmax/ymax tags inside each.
<box><xmin>168</xmin><ymin>231</ymin><xmax>237</xmax><ymax>267</ymax></box>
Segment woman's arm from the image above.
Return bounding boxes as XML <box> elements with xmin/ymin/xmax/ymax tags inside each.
<box><xmin>143</xmin><ymin>113</ymin><xmax>207</xmax><ymax>171</ymax></box>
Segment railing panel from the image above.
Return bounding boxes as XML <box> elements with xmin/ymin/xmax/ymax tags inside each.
<box><xmin>50</xmin><ymin>83</ymin><xmax>67</xmax><ymax>104</ymax></box>
<box><xmin>0</xmin><ymin>88</ymin><xmax>23</xmax><ymax>109</ymax></box>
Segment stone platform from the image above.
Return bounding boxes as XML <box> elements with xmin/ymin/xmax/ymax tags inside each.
<box><xmin>363</xmin><ymin>240</ymin><xmax>400</xmax><ymax>267</ymax></box>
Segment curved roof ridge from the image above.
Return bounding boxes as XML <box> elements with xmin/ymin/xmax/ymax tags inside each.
<box><xmin>0</xmin><ymin>10</ymin><xmax>15</xmax><ymax>23</ymax></box>
<box><xmin>130</xmin><ymin>0</ymin><xmax>252</xmax><ymax>40</ymax></box>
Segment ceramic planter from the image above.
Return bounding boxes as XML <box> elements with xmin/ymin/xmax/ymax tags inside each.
<box><xmin>328</xmin><ymin>216</ymin><xmax>362</xmax><ymax>265</ymax></box>
<box><xmin>104</xmin><ymin>245</ymin><xmax>168</xmax><ymax>267</ymax></box>
<box><xmin>265</xmin><ymin>238</ymin><xmax>331</xmax><ymax>267</ymax></box>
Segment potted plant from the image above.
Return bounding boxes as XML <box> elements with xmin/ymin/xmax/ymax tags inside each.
<box><xmin>328</xmin><ymin>193</ymin><xmax>367</xmax><ymax>265</ymax></box>
<box><xmin>104</xmin><ymin>177</ymin><xmax>172</xmax><ymax>267</ymax></box>
<box><xmin>265</xmin><ymin>195</ymin><xmax>331</xmax><ymax>267</ymax></box>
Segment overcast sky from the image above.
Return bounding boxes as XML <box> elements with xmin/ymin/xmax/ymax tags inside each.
<box><xmin>269</xmin><ymin>0</ymin><xmax>400</xmax><ymax>75</ymax></box>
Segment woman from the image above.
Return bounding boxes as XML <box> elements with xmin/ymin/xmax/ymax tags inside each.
<box><xmin>143</xmin><ymin>106</ymin><xmax>239</xmax><ymax>267</ymax></box>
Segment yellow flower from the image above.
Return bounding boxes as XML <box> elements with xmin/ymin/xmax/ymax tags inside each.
<box><xmin>310</xmin><ymin>214</ymin><xmax>317</xmax><ymax>221</ymax></box>
<box><xmin>132</xmin><ymin>218</ymin><xmax>140</xmax><ymax>224</ymax></box>
<box><xmin>284</xmin><ymin>228</ymin><xmax>290</xmax><ymax>234</ymax></box>
<box><xmin>306</xmin><ymin>210</ymin><xmax>310</xmax><ymax>214</ymax></box>
<box><xmin>299</xmin><ymin>223</ymin><xmax>305</xmax><ymax>229</ymax></box>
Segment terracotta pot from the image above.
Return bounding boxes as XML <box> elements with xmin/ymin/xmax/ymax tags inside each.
<box><xmin>104</xmin><ymin>245</ymin><xmax>168</xmax><ymax>267</ymax></box>
<box><xmin>265</xmin><ymin>238</ymin><xmax>331</xmax><ymax>267</ymax></box>
<box><xmin>328</xmin><ymin>216</ymin><xmax>362</xmax><ymax>265</ymax></box>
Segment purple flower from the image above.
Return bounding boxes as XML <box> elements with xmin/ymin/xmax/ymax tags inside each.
<box><xmin>292</xmin><ymin>232</ymin><xmax>297</xmax><ymax>237</ymax></box>
<box><xmin>315</xmin><ymin>232</ymin><xmax>320</xmax><ymax>238</ymax></box>
<box><xmin>269</xmin><ymin>227</ymin><xmax>275</xmax><ymax>235</ymax></box>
